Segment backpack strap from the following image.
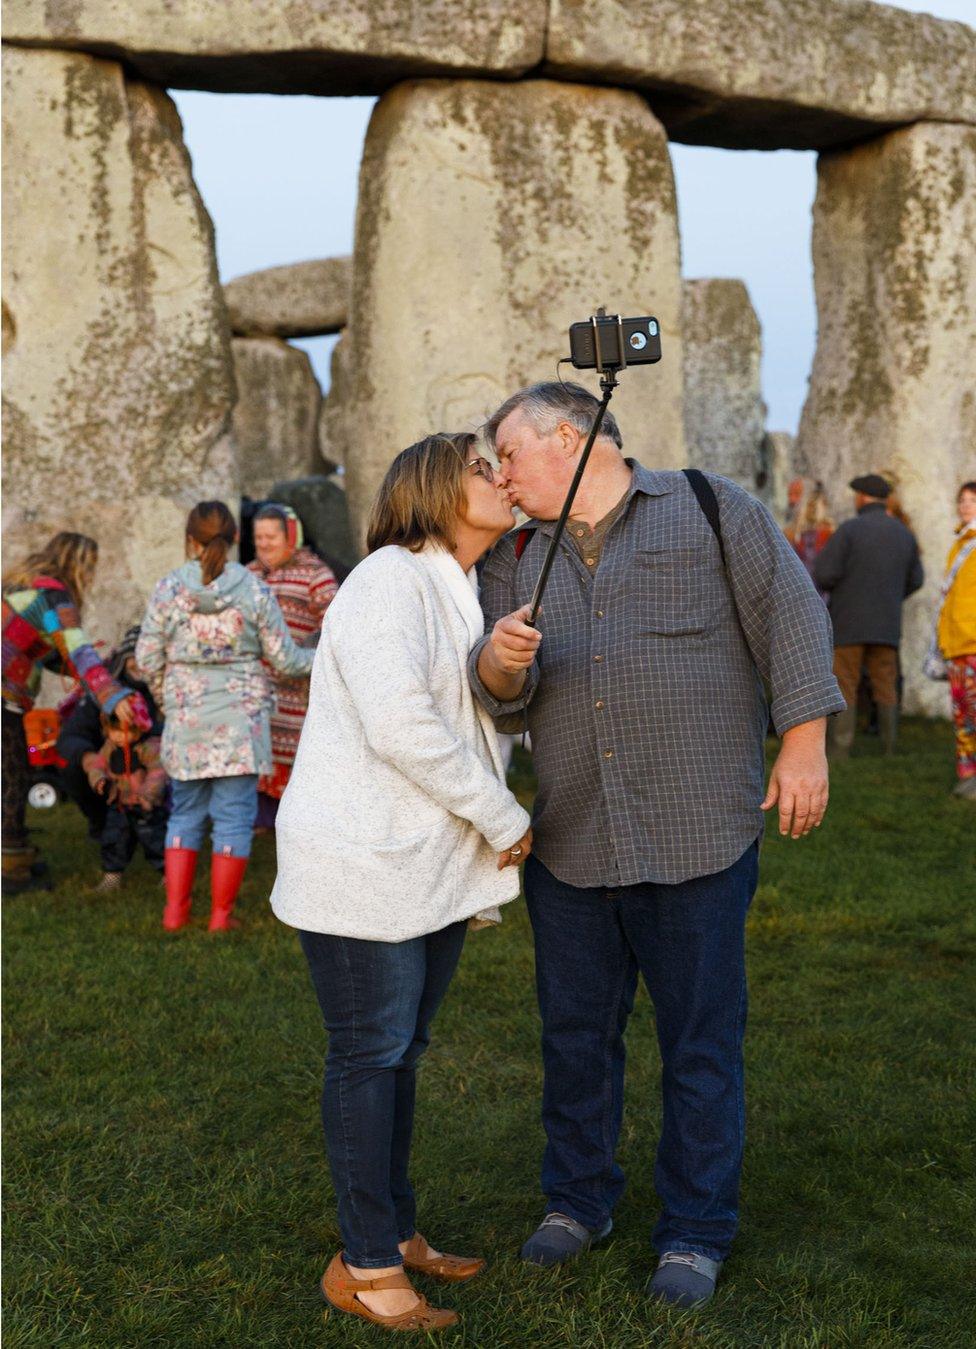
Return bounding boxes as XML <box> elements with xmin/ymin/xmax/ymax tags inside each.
<box><xmin>682</xmin><ymin>468</ymin><xmax>726</xmax><ymax>567</ymax></box>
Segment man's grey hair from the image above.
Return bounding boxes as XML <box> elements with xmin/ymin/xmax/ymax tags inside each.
<box><xmin>484</xmin><ymin>381</ymin><xmax>623</xmax><ymax>453</ymax></box>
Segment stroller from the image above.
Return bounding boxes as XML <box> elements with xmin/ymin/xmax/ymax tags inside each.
<box><xmin>23</xmin><ymin>680</ymin><xmax>87</xmax><ymax>810</ymax></box>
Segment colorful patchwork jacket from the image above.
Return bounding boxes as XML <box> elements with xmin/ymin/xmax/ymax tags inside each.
<box><xmin>1</xmin><ymin>577</ymin><xmax>128</xmax><ymax>714</ymax></box>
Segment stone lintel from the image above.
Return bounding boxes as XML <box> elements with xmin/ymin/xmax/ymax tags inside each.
<box><xmin>225</xmin><ymin>258</ymin><xmax>351</xmax><ymax>338</ymax></box>
<box><xmin>546</xmin><ymin>0</ymin><xmax>976</xmax><ymax>152</ymax></box>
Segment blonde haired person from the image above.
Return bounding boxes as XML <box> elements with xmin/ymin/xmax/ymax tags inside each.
<box><xmin>784</xmin><ymin>479</ymin><xmax>834</xmax><ymax>593</ymax></box>
<box><xmin>938</xmin><ymin>481</ymin><xmax>976</xmax><ymax>798</ymax></box>
<box><xmin>272</xmin><ymin>433</ymin><xmax>531</xmax><ymax>1332</ymax></box>
<box><xmin>2</xmin><ymin>532</ymin><xmax>147</xmax><ymax>894</ymax></box>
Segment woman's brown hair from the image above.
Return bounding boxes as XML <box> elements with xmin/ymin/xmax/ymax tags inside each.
<box><xmin>2</xmin><ymin>531</ymin><xmax>99</xmax><ymax>606</ymax></box>
<box><xmin>366</xmin><ymin>432</ymin><xmax>476</xmax><ymax>555</ymax></box>
<box><xmin>186</xmin><ymin>501</ymin><xmax>237</xmax><ymax>585</ymax></box>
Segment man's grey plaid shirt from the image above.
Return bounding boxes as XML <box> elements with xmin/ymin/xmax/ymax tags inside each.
<box><xmin>469</xmin><ymin>464</ymin><xmax>845</xmax><ymax>887</ymax></box>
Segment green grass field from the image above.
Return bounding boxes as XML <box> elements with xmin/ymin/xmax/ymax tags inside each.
<box><xmin>4</xmin><ymin>719</ymin><xmax>975</xmax><ymax>1347</ymax></box>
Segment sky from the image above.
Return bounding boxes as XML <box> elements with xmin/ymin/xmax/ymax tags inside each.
<box><xmin>172</xmin><ymin>0</ymin><xmax>972</xmax><ymax>436</ymax></box>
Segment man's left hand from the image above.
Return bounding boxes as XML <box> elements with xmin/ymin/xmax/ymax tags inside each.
<box><xmin>762</xmin><ymin>718</ymin><xmax>829</xmax><ymax>839</ymax></box>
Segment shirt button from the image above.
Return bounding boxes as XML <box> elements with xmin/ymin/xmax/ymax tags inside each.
<box><xmin>596</xmin><ymin>610</ymin><xmax>604</xmax><ymax>618</ymax></box>
<box><xmin>595</xmin><ymin>700</ymin><xmax>604</xmax><ymax>709</ymax></box>
<box><xmin>586</xmin><ymin>557</ymin><xmax>596</xmax><ymax>566</ymax></box>
<box><xmin>593</xmin><ymin>654</ymin><xmax>603</xmax><ymax>662</ymax></box>
<box><xmin>576</xmin><ymin>528</ymin><xmax>585</xmax><ymax>537</ymax></box>
<box><xmin>604</xmin><ymin>748</ymin><xmax>614</xmax><ymax>759</ymax></box>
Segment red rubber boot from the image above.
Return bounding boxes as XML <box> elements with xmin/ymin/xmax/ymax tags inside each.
<box><xmin>163</xmin><ymin>847</ymin><xmax>198</xmax><ymax>931</ymax></box>
<box><xmin>209</xmin><ymin>852</ymin><xmax>248</xmax><ymax>932</ymax></box>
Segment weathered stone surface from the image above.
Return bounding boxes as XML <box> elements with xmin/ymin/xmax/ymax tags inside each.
<box><xmin>341</xmin><ymin>78</ymin><xmax>684</xmax><ymax>549</ymax></box>
<box><xmin>682</xmin><ymin>280</ymin><xmax>766</xmax><ymax>493</ymax></box>
<box><xmin>759</xmin><ymin>430</ymin><xmax>798</xmax><ymax>525</ymax></box>
<box><xmin>231</xmin><ymin>338</ymin><xmax>322</xmax><ymax>497</ymax></box>
<box><xmin>268</xmin><ymin>474</ymin><xmax>360</xmax><ymax>579</ymax></box>
<box><xmin>224</xmin><ymin>257</ymin><xmax>350</xmax><ymax>338</ymax></box>
<box><xmin>1</xmin><ymin>46</ymin><xmax>235</xmax><ymax>645</ymax></box>
<box><xmin>546</xmin><ymin>0</ymin><xmax>976</xmax><ymax>151</ymax></box>
<box><xmin>797</xmin><ymin>122</ymin><xmax>976</xmax><ymax>716</ymax></box>
<box><xmin>2</xmin><ymin>2</ymin><xmax>547</xmax><ymax>94</ymax></box>
<box><xmin>318</xmin><ymin>333</ymin><xmax>351</xmax><ymax>473</ymax></box>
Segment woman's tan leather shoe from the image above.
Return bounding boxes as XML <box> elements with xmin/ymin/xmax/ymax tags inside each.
<box><xmin>320</xmin><ymin>1253</ymin><xmax>458</xmax><ymax>1331</ymax></box>
<box><xmin>401</xmin><ymin>1233</ymin><xmax>486</xmax><ymax>1283</ymax></box>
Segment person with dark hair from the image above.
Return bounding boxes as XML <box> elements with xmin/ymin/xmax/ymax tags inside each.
<box><xmin>2</xmin><ymin>533</ymin><xmax>149</xmax><ymax>895</ymax></box>
<box><xmin>272</xmin><ymin>434</ymin><xmax>531</xmax><ymax>1332</ymax></box>
<box><xmin>136</xmin><ymin>502</ymin><xmax>314</xmax><ymax>932</ymax></box>
<box><xmin>469</xmin><ymin>381</ymin><xmax>843</xmax><ymax>1309</ymax></box>
<box><xmin>56</xmin><ymin>625</ymin><xmax>162</xmax><ymax>845</ymax></box>
<box><xmin>933</xmin><ymin>481</ymin><xmax>976</xmax><ymax>798</ymax></box>
<box><xmin>813</xmin><ymin>474</ymin><xmax>924</xmax><ymax>758</ymax></box>
<box><xmin>82</xmin><ymin>707</ymin><xmax>168</xmax><ymax>891</ymax></box>
<box><xmin>247</xmin><ymin>503</ymin><xmax>338</xmax><ymax>828</ymax></box>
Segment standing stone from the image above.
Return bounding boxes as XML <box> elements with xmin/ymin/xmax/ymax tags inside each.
<box><xmin>1</xmin><ymin>47</ymin><xmax>235</xmax><ymax>644</ymax></box>
<box><xmin>342</xmin><ymin>78</ymin><xmax>684</xmax><ymax>548</ymax></box>
<box><xmin>682</xmin><ymin>279</ymin><xmax>766</xmax><ymax>494</ymax></box>
<box><xmin>224</xmin><ymin>257</ymin><xmax>350</xmax><ymax>338</ymax></box>
<box><xmin>318</xmin><ymin>332</ymin><xmax>351</xmax><ymax>473</ymax></box>
<box><xmin>760</xmin><ymin>430</ymin><xmax>798</xmax><ymax>525</ymax></box>
<box><xmin>231</xmin><ymin>338</ymin><xmax>322</xmax><ymax>497</ymax></box>
<box><xmin>797</xmin><ymin>123</ymin><xmax>976</xmax><ymax>716</ymax></box>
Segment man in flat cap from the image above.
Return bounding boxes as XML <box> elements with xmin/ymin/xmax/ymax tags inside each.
<box><xmin>813</xmin><ymin>474</ymin><xmax>924</xmax><ymax>757</ymax></box>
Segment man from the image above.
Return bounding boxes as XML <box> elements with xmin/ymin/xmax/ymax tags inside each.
<box><xmin>812</xmin><ymin>474</ymin><xmax>923</xmax><ymax>758</ymax></box>
<box><xmin>468</xmin><ymin>382</ymin><xmax>844</xmax><ymax>1309</ymax></box>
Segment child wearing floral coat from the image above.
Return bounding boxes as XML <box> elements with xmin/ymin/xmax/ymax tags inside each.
<box><xmin>136</xmin><ymin>502</ymin><xmax>314</xmax><ymax>932</ymax></box>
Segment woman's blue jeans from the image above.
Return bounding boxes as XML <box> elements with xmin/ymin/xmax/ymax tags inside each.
<box><xmin>165</xmin><ymin>774</ymin><xmax>258</xmax><ymax>858</ymax></box>
<box><xmin>524</xmin><ymin>841</ymin><xmax>759</xmax><ymax>1263</ymax></box>
<box><xmin>299</xmin><ymin>921</ymin><xmax>467</xmax><ymax>1268</ymax></box>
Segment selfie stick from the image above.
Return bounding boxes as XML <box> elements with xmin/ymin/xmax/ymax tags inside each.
<box><xmin>527</xmin><ymin>315</ymin><xmax>626</xmax><ymax>625</ymax></box>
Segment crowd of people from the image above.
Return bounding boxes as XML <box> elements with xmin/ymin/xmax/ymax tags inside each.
<box><xmin>0</xmin><ymin>503</ymin><xmax>338</xmax><ymax>912</ymax></box>
<box><xmin>784</xmin><ymin>472</ymin><xmax>976</xmax><ymax>790</ymax></box>
<box><xmin>2</xmin><ymin>401</ymin><xmax>974</xmax><ymax>1326</ymax></box>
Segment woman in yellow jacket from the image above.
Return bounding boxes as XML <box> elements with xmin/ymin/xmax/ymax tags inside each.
<box><xmin>940</xmin><ymin>481</ymin><xmax>976</xmax><ymax>798</ymax></box>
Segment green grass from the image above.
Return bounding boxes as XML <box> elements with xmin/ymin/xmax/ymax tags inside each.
<box><xmin>4</xmin><ymin>719</ymin><xmax>975</xmax><ymax>1347</ymax></box>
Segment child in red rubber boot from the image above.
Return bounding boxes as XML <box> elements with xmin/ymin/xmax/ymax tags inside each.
<box><xmin>137</xmin><ymin>501</ymin><xmax>314</xmax><ymax>933</ymax></box>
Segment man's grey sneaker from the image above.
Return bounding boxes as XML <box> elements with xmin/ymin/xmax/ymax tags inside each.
<box><xmin>647</xmin><ymin>1251</ymin><xmax>722</xmax><ymax>1309</ymax></box>
<box><xmin>520</xmin><ymin>1212</ymin><xmax>612</xmax><ymax>1267</ymax></box>
<box><xmin>94</xmin><ymin>871</ymin><xmax>123</xmax><ymax>893</ymax></box>
<box><xmin>952</xmin><ymin>776</ymin><xmax>976</xmax><ymax>799</ymax></box>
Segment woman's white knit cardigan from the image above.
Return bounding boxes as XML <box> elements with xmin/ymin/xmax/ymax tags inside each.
<box><xmin>270</xmin><ymin>543</ymin><xmax>530</xmax><ymax>942</ymax></box>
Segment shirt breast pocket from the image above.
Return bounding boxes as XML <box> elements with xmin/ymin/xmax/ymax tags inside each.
<box><xmin>630</xmin><ymin>546</ymin><xmax>717</xmax><ymax>636</ymax></box>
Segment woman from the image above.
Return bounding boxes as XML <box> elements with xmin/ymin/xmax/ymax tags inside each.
<box><xmin>938</xmin><ymin>481</ymin><xmax>976</xmax><ymax>798</ymax></box>
<box><xmin>272</xmin><ymin>434</ymin><xmax>532</xmax><ymax>1332</ymax></box>
<box><xmin>246</xmin><ymin>503</ymin><xmax>338</xmax><ymax>828</ymax></box>
<box><xmin>2</xmin><ymin>532</ymin><xmax>146</xmax><ymax>895</ymax></box>
<box><xmin>136</xmin><ymin>502</ymin><xmax>314</xmax><ymax>932</ymax></box>
<box><xmin>784</xmin><ymin>479</ymin><xmax>834</xmax><ymax>597</ymax></box>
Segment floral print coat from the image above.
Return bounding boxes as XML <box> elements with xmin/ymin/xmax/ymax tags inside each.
<box><xmin>136</xmin><ymin>561</ymin><xmax>315</xmax><ymax>781</ymax></box>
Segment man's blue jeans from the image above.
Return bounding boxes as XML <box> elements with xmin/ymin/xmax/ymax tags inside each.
<box><xmin>524</xmin><ymin>841</ymin><xmax>758</xmax><ymax>1262</ymax></box>
<box><xmin>299</xmin><ymin>921</ymin><xmax>467</xmax><ymax>1268</ymax></box>
<box><xmin>165</xmin><ymin>774</ymin><xmax>258</xmax><ymax>859</ymax></box>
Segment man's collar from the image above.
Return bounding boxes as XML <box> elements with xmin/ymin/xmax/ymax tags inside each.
<box><xmin>857</xmin><ymin>501</ymin><xmax>887</xmax><ymax>514</ymax></box>
<box><xmin>626</xmin><ymin>459</ymin><xmax>676</xmax><ymax>498</ymax></box>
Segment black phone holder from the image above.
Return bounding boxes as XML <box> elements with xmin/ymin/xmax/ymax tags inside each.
<box><xmin>526</xmin><ymin>309</ymin><xmax>659</xmax><ymax>624</ymax></box>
